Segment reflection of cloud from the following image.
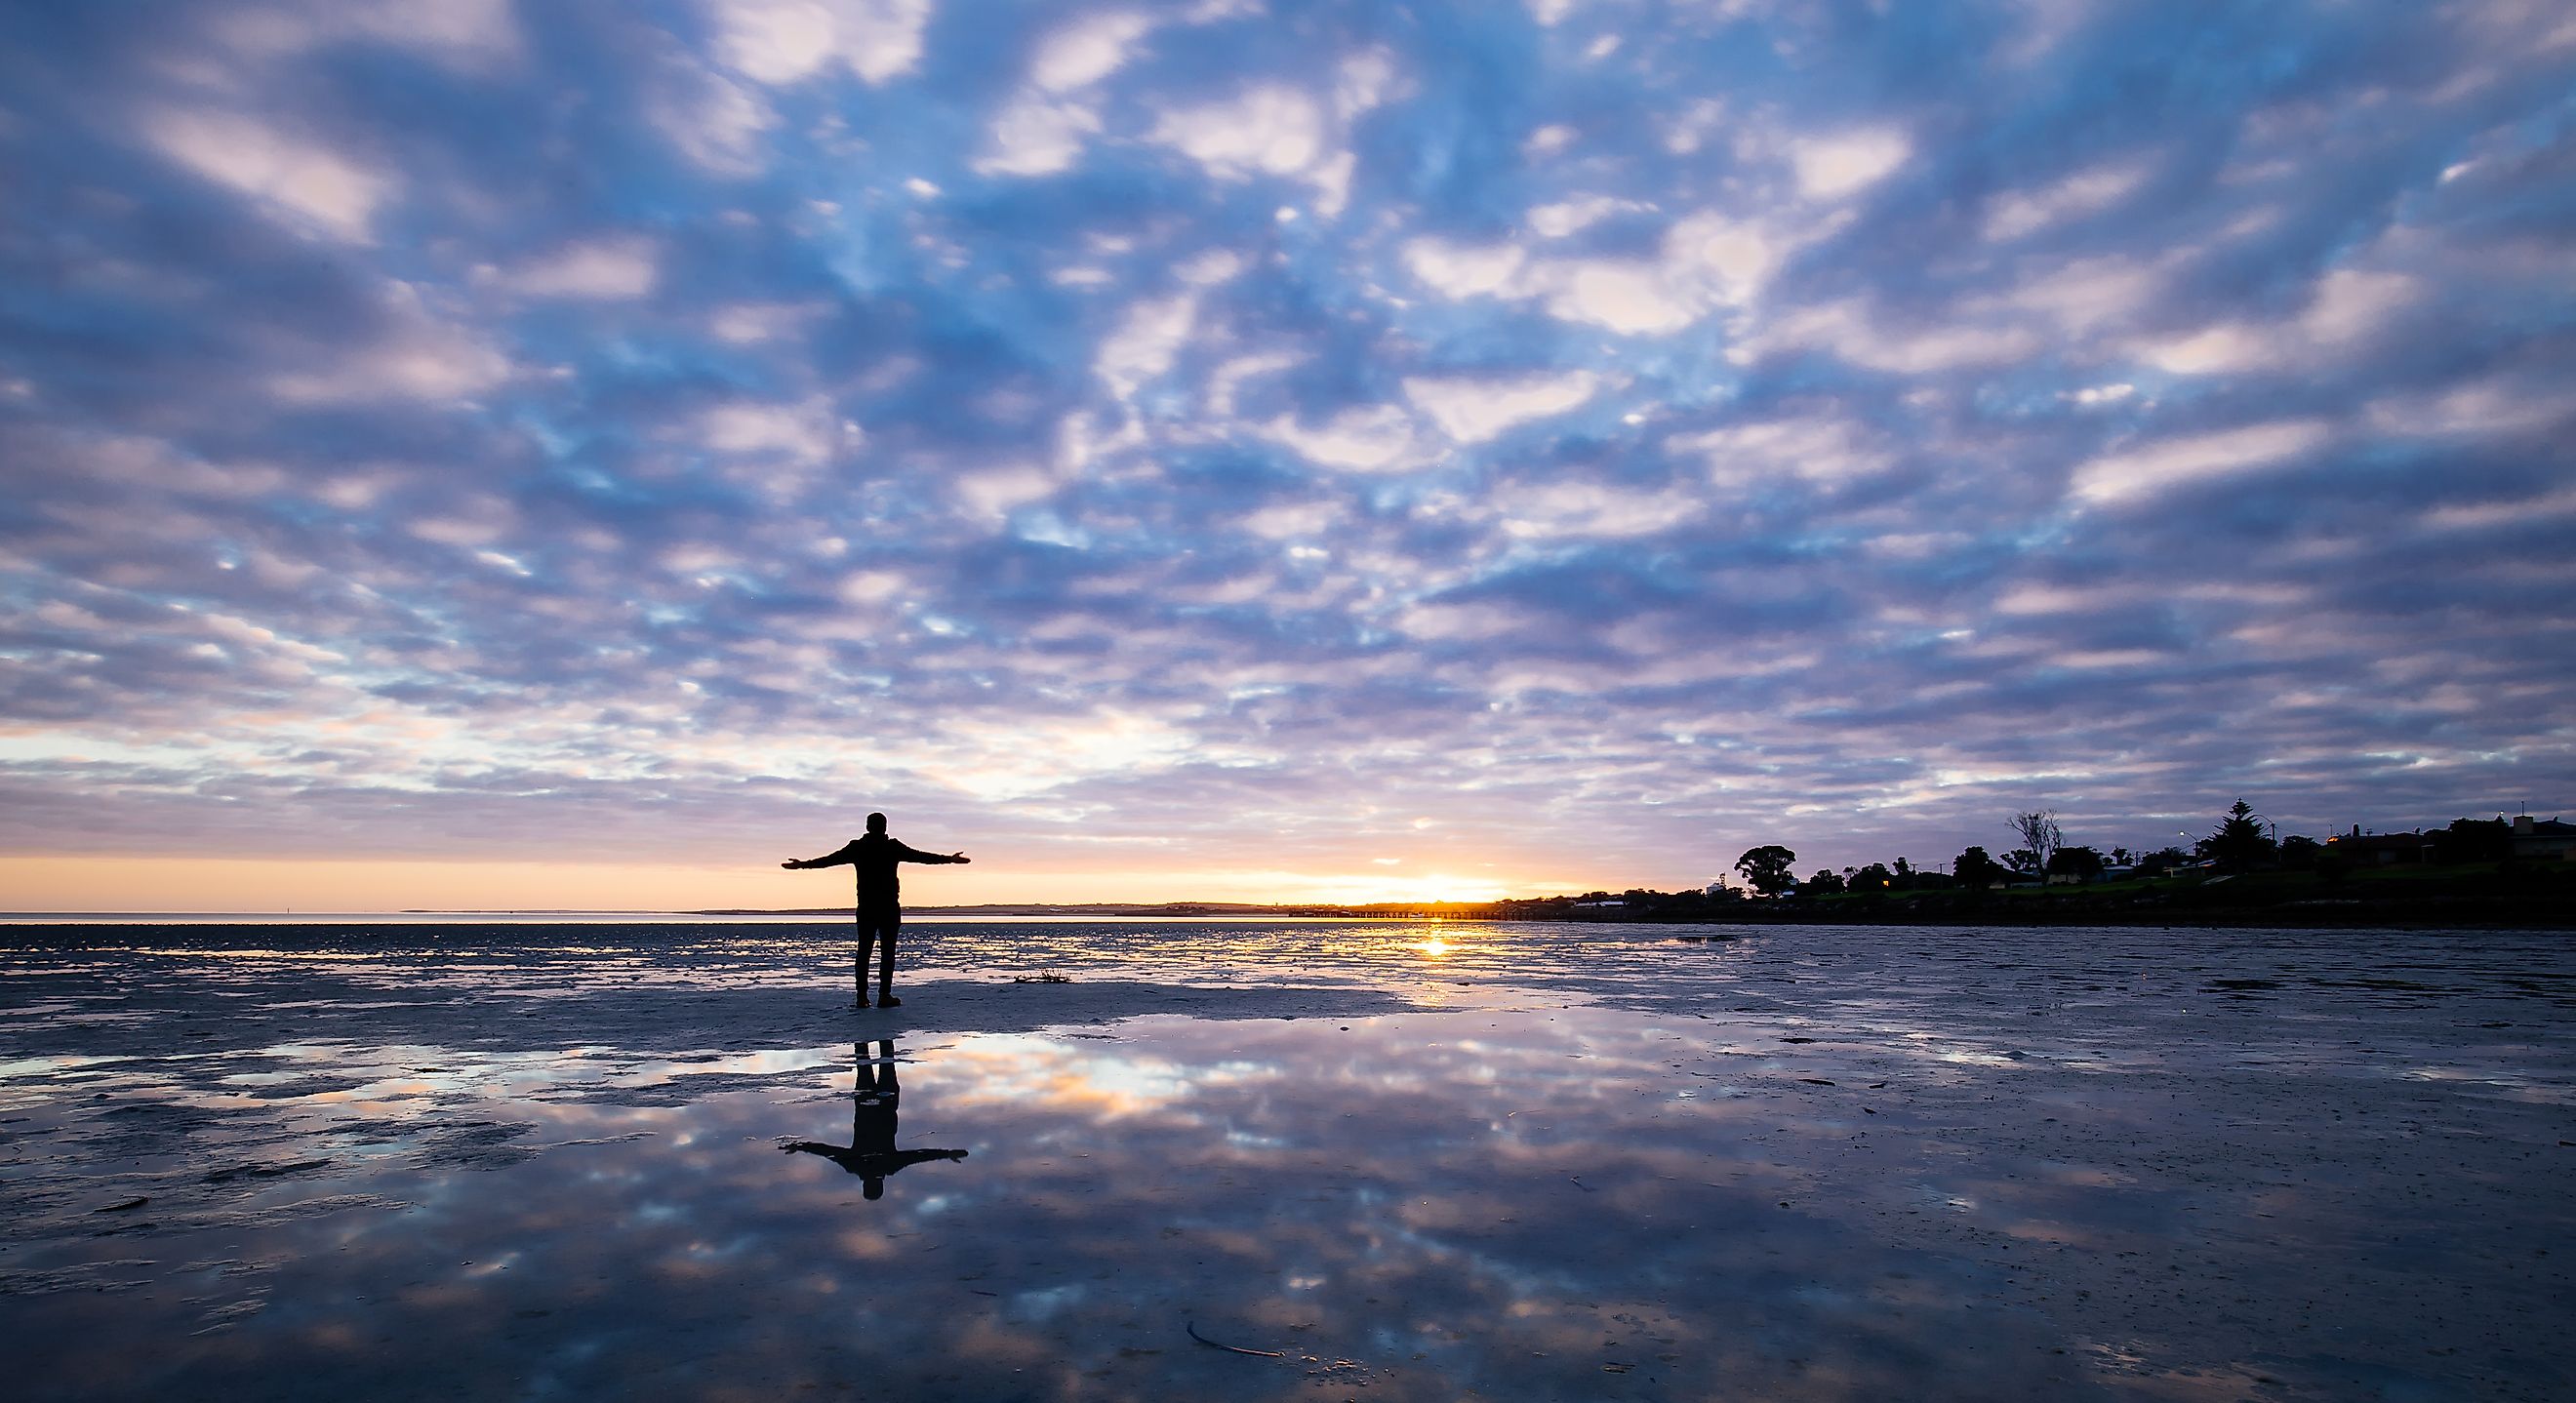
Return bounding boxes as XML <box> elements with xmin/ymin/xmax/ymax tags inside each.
<box><xmin>15</xmin><ymin>939</ymin><xmax>2538</xmax><ymax>1401</ymax></box>
<box><xmin>933</xmin><ymin>1035</ymin><xmax>1202</xmax><ymax>1119</ymax></box>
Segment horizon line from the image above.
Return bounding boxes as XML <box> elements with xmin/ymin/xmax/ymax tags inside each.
<box><xmin>0</xmin><ymin>899</ymin><xmax>1531</xmax><ymax>919</ymax></box>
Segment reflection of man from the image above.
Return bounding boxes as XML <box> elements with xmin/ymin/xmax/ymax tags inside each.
<box><xmin>783</xmin><ymin>1039</ymin><xmax>968</xmax><ymax>1201</ymax></box>
<box><xmin>783</xmin><ymin>812</ymin><xmax>970</xmax><ymax>1008</ymax></box>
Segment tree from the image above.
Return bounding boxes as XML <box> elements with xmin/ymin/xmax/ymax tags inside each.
<box><xmin>2431</xmin><ymin>818</ymin><xmax>2511</xmax><ymax>864</ymax></box>
<box><xmin>2137</xmin><ymin>845</ymin><xmax>2190</xmax><ymax>875</ymax></box>
<box><xmin>1952</xmin><ymin>846</ymin><xmax>2007</xmax><ymax>887</ymax></box>
<box><xmin>1850</xmin><ymin>862</ymin><xmax>1894</xmax><ymax>890</ymax></box>
<box><xmin>1805</xmin><ymin>868</ymin><xmax>1845</xmax><ymax>895</ymax></box>
<box><xmin>2046</xmin><ymin>845</ymin><xmax>2105</xmax><ymax>881</ymax></box>
<box><xmin>2277</xmin><ymin>834</ymin><xmax>2323</xmax><ymax>870</ymax></box>
<box><xmin>2197</xmin><ymin>799</ymin><xmax>2276</xmax><ymax>871</ymax></box>
<box><xmin>2008</xmin><ymin>812</ymin><xmax>2064</xmax><ymax>875</ymax></box>
<box><xmin>1735</xmin><ymin>845</ymin><xmax>1797</xmax><ymax>896</ymax></box>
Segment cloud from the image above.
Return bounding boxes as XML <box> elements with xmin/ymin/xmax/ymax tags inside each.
<box><xmin>1403</xmin><ymin>239</ymin><xmax>1527</xmax><ymax>300</ymax></box>
<box><xmin>2068</xmin><ymin>421</ymin><xmax>2336</xmax><ymax>505</ymax></box>
<box><xmin>213</xmin><ymin>0</ymin><xmax>524</xmax><ymax>71</ymax></box>
<box><xmin>970</xmin><ymin>12</ymin><xmax>1174</xmax><ymax>179</ymax></box>
<box><xmin>704</xmin><ymin>0</ymin><xmax>932</xmax><ymax>86</ymax></box>
<box><xmin>1527</xmin><ymin>195</ymin><xmax>1647</xmax><ymax>239</ymax></box>
<box><xmin>1403</xmin><ymin>210</ymin><xmax>1794</xmax><ymax>337</ymax></box>
<box><xmin>2142</xmin><ymin>270</ymin><xmax>2422</xmax><ymax>375</ymax></box>
<box><xmin>652</xmin><ymin>65</ymin><xmax>776</xmax><ymax>174</ymax></box>
<box><xmin>1404</xmin><ymin>371</ymin><xmax>1599</xmax><ymax>444</ymax></box>
<box><xmin>1154</xmin><ymin>86</ymin><xmax>1323</xmax><ymax>178</ymax></box>
<box><xmin>2365</xmin><ymin>374</ymin><xmax>2576</xmax><ymax>442</ymax></box>
<box><xmin>141</xmin><ymin>107</ymin><xmax>389</xmax><ymax>242</ymax></box>
<box><xmin>494</xmin><ymin>239</ymin><xmax>661</xmax><ymax>300</ymax></box>
<box><xmin>1149</xmin><ymin>84</ymin><xmax>1359</xmax><ymax>216</ymax></box>
<box><xmin>698</xmin><ymin>398</ymin><xmax>840</xmax><ymax>464</ymax></box>
<box><xmin>1487</xmin><ymin>480</ymin><xmax>1704</xmax><ymax>540</ymax></box>
<box><xmin>1095</xmin><ymin>293</ymin><xmax>1199</xmax><ymax>402</ymax></box>
<box><xmin>1759</xmin><ymin>299</ymin><xmax>2040</xmax><ymax>375</ymax></box>
<box><xmin>1675</xmin><ymin>413</ymin><xmax>1891</xmax><ymax>487</ymax></box>
<box><xmin>1267</xmin><ymin>405</ymin><xmax>1425</xmax><ymax>472</ymax></box>
<box><xmin>0</xmin><ymin>0</ymin><xmax>2569</xmax><ymax>899</ymax></box>
<box><xmin>1031</xmin><ymin>11</ymin><xmax>1155</xmax><ymax>93</ymax></box>
<box><xmin>1789</xmin><ymin>128</ymin><xmax>1911</xmax><ymax>201</ymax></box>
<box><xmin>1984</xmin><ymin>159</ymin><xmax>2151</xmax><ymax>243</ymax></box>
<box><xmin>266</xmin><ymin>283</ymin><xmax>511</xmax><ymax>405</ymax></box>
<box><xmin>977</xmin><ymin>97</ymin><xmax>1106</xmax><ymax>177</ymax></box>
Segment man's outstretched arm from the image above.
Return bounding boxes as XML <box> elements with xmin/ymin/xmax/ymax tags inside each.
<box><xmin>782</xmin><ymin>842</ymin><xmax>861</xmax><ymax>870</ymax></box>
<box><xmin>894</xmin><ymin>842</ymin><xmax>971</xmax><ymax>865</ymax></box>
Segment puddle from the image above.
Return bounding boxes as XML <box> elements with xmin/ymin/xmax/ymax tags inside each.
<box><xmin>0</xmin><ymin>922</ymin><xmax>2570</xmax><ymax>1400</ymax></box>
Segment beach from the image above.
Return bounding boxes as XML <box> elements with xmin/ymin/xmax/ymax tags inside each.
<box><xmin>2</xmin><ymin>919</ymin><xmax>2569</xmax><ymax>1400</ymax></box>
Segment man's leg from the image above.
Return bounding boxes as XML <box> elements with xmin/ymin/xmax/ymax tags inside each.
<box><xmin>877</xmin><ymin>911</ymin><xmax>902</xmax><ymax>1006</ymax></box>
<box><xmin>853</xmin><ymin>918</ymin><xmax>877</xmax><ymax>1007</ymax></box>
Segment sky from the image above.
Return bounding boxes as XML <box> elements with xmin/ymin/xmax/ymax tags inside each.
<box><xmin>3</xmin><ymin>0</ymin><xmax>2573</xmax><ymax>911</ymax></box>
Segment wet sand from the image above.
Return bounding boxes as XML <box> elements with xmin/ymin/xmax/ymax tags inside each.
<box><xmin>1</xmin><ymin>920</ymin><xmax>2569</xmax><ymax>1399</ymax></box>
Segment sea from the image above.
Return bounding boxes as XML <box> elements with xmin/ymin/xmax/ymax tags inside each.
<box><xmin>1</xmin><ymin>918</ymin><xmax>2568</xmax><ymax>1400</ymax></box>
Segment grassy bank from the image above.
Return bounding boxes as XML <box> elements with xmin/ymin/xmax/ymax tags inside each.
<box><xmin>1478</xmin><ymin>861</ymin><xmax>2576</xmax><ymax>929</ymax></box>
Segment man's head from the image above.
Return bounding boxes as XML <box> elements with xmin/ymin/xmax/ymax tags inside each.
<box><xmin>865</xmin><ymin>812</ymin><xmax>888</xmax><ymax>833</ymax></box>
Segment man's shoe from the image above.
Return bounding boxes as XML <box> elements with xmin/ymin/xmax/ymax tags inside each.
<box><xmin>854</xmin><ymin>997</ymin><xmax>872</xmax><ymax>1009</ymax></box>
<box><xmin>877</xmin><ymin>994</ymin><xmax>903</xmax><ymax>1007</ymax></box>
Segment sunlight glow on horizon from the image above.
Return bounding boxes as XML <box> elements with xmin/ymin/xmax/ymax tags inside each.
<box><xmin>0</xmin><ymin>856</ymin><xmax>1564</xmax><ymax>914</ymax></box>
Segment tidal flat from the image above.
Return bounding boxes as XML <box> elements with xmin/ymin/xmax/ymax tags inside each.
<box><xmin>1</xmin><ymin>920</ymin><xmax>2569</xmax><ymax>1400</ymax></box>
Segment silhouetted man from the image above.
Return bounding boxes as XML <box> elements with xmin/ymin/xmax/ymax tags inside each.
<box><xmin>783</xmin><ymin>812</ymin><xmax>969</xmax><ymax>1008</ymax></box>
<box><xmin>782</xmin><ymin>1039</ymin><xmax>968</xmax><ymax>1200</ymax></box>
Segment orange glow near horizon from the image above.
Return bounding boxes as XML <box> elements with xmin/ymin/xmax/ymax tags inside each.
<box><xmin>0</xmin><ymin>855</ymin><xmax>1579</xmax><ymax>913</ymax></box>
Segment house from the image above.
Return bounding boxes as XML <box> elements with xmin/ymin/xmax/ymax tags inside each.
<box><xmin>2512</xmin><ymin>815</ymin><xmax>2576</xmax><ymax>862</ymax></box>
<box><xmin>2326</xmin><ymin>826</ymin><xmax>2435</xmax><ymax>865</ymax></box>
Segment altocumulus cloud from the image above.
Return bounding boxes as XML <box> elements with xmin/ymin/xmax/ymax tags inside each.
<box><xmin>0</xmin><ymin>0</ymin><xmax>2571</xmax><ymax>897</ymax></box>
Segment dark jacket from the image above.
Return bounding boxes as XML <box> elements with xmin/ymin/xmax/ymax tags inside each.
<box><xmin>799</xmin><ymin>833</ymin><xmax>965</xmax><ymax>908</ymax></box>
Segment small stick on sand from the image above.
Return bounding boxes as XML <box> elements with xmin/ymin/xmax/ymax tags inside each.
<box><xmin>1187</xmin><ymin>1320</ymin><xmax>1283</xmax><ymax>1358</ymax></box>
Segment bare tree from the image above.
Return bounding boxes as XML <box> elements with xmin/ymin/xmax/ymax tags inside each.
<box><xmin>2008</xmin><ymin>811</ymin><xmax>2063</xmax><ymax>875</ymax></box>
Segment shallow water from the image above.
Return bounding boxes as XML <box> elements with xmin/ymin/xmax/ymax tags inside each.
<box><xmin>2</xmin><ymin>921</ymin><xmax>2570</xmax><ymax>1399</ymax></box>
